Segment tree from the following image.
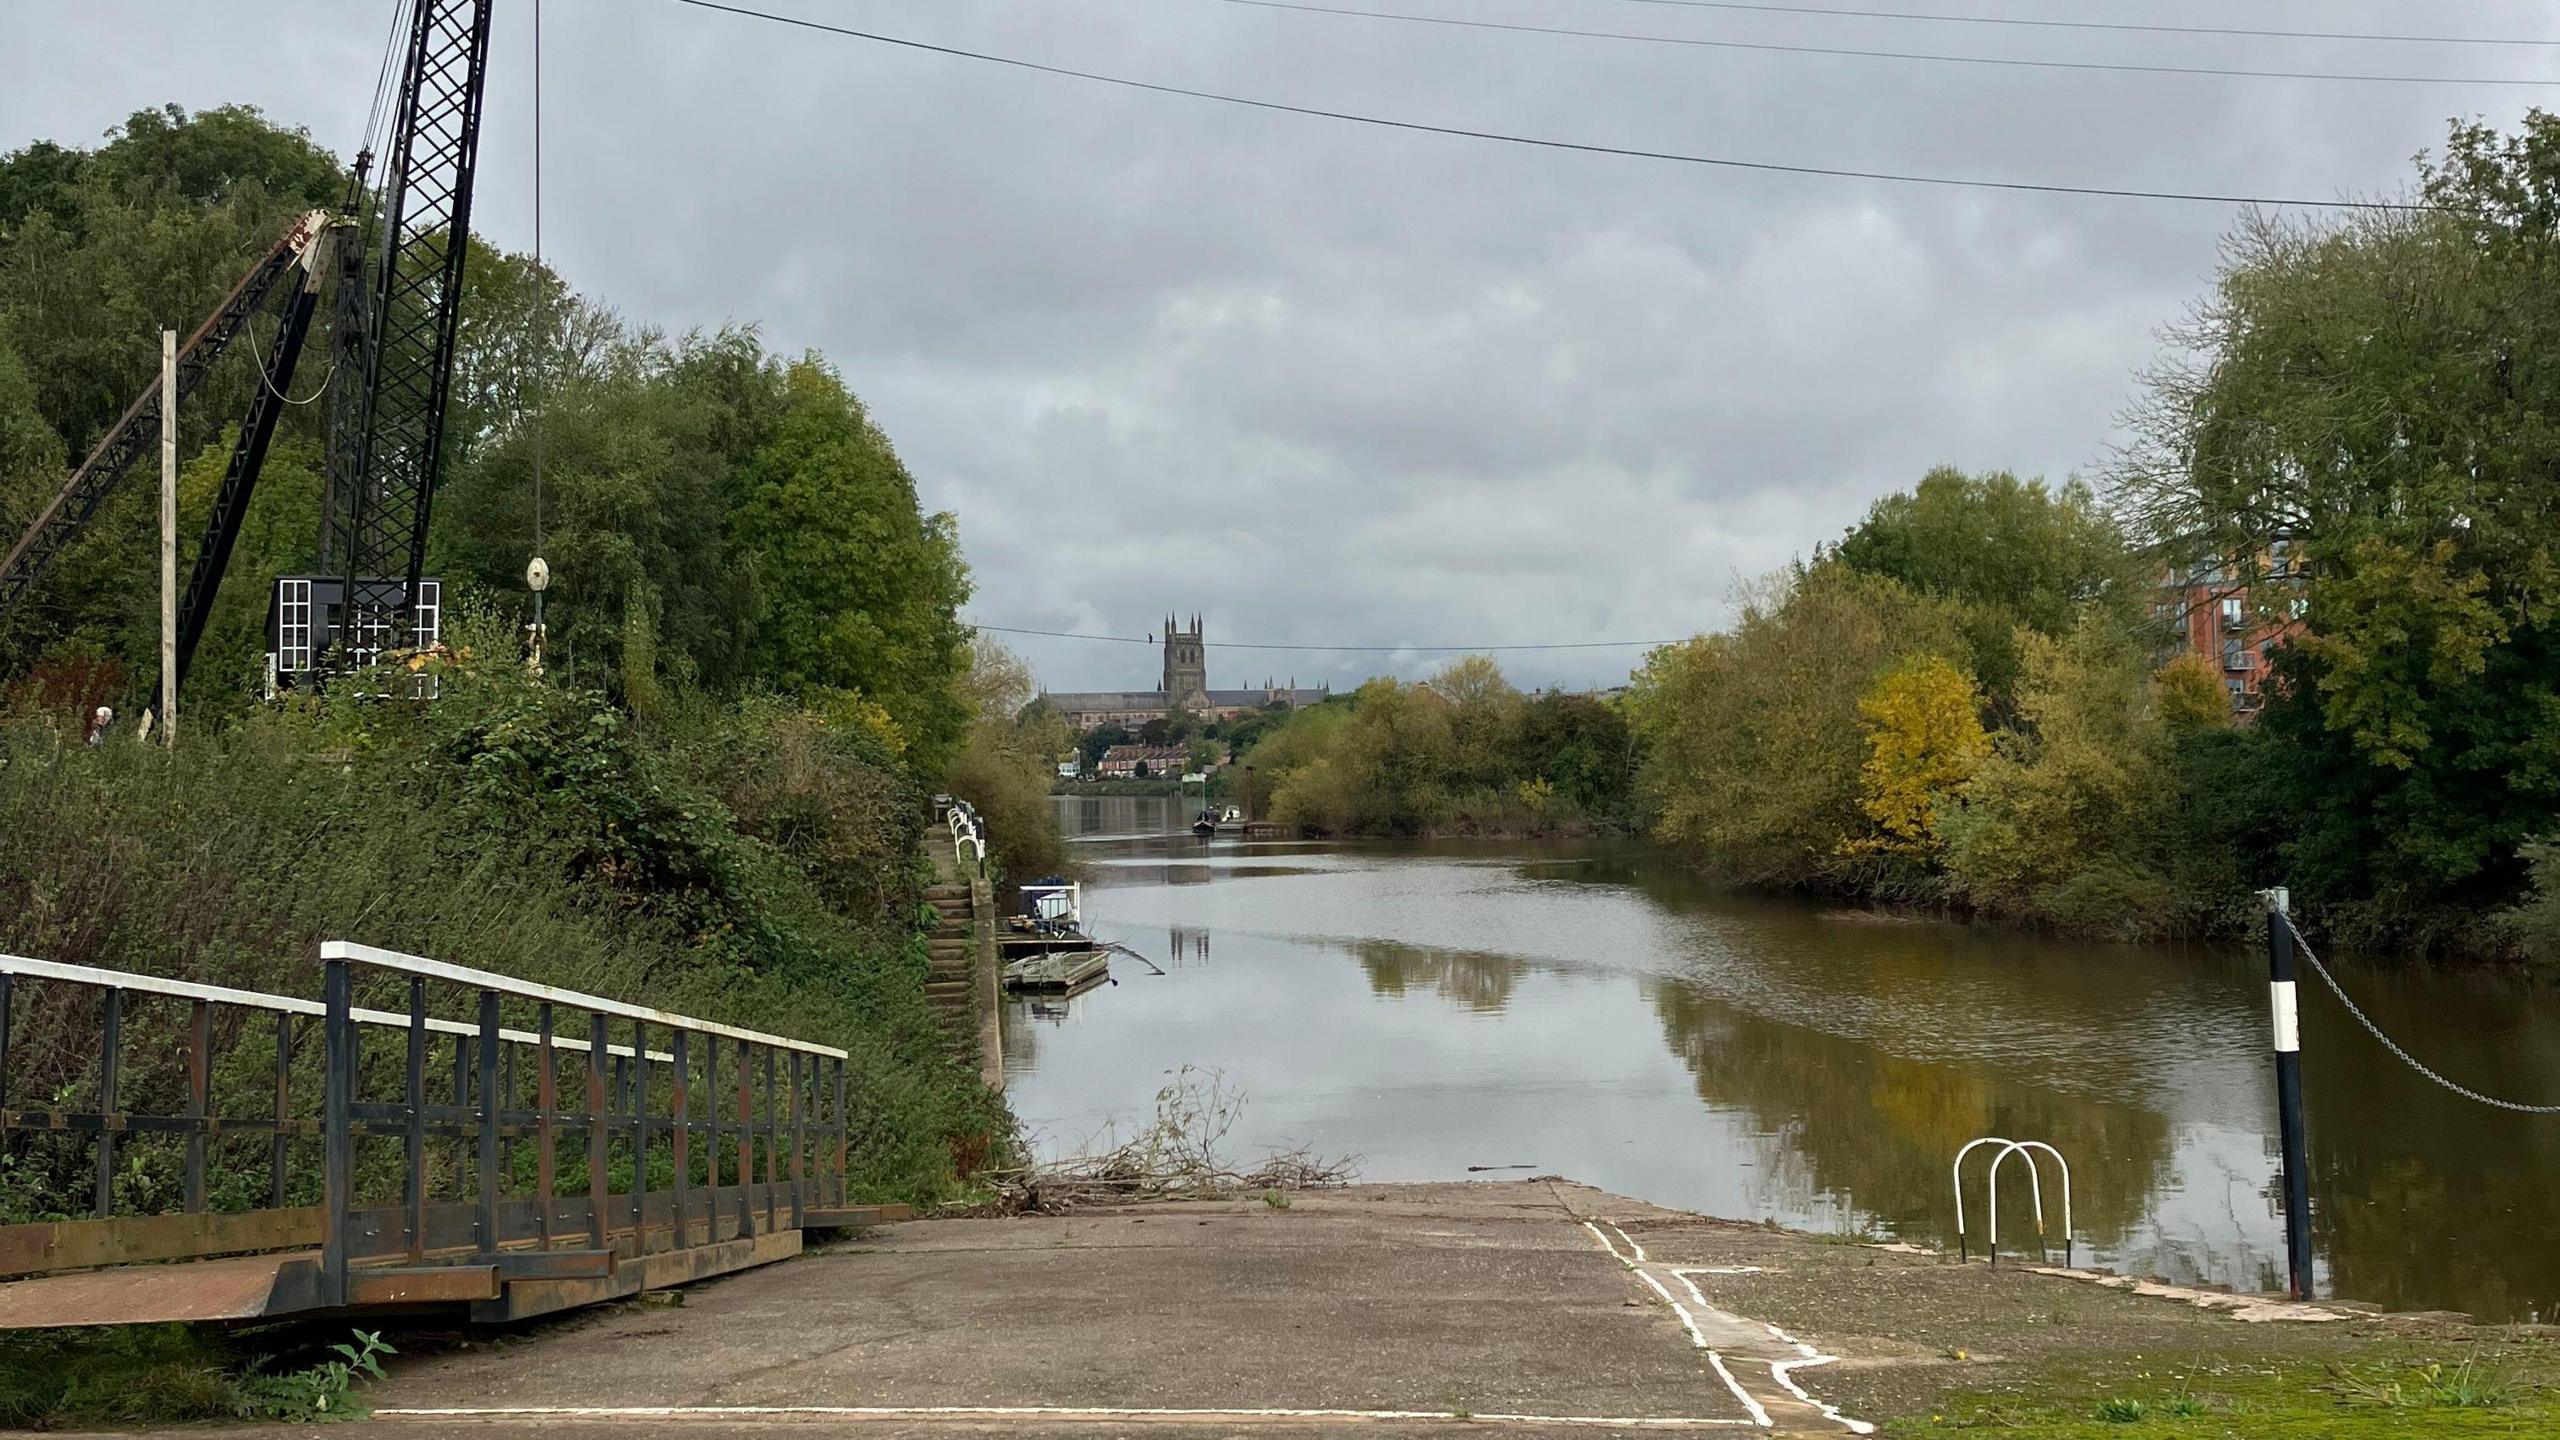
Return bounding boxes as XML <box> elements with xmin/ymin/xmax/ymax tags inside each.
<box><xmin>2151</xmin><ymin>655</ymin><xmax>2230</xmax><ymax>733</ymax></box>
<box><xmin>733</xmin><ymin>360</ymin><xmax>972</xmax><ymax>768</ymax></box>
<box><xmin>1940</xmin><ymin>619</ymin><xmax>2177</xmax><ymax>936</ymax></box>
<box><xmin>1518</xmin><ymin>692</ymin><xmax>1634</xmax><ymax>822</ymax></box>
<box><xmin>1079</xmin><ymin>722</ymin><xmax>1131</xmax><ymax>775</ymax></box>
<box><xmin>944</xmin><ymin>637</ymin><xmax>1064</xmax><ymax>877</ymax></box>
<box><xmin>2110</xmin><ymin>112</ymin><xmax>2560</xmax><ymax>939</ymax></box>
<box><xmin>1829</xmin><ymin>466</ymin><xmax>2145</xmax><ymax>705</ymax></box>
<box><xmin>1848</xmin><ymin>656</ymin><xmax>1987</xmax><ymax>861</ymax></box>
<box><xmin>1628</xmin><ymin>568</ymin><xmax>1967</xmax><ymax>887</ymax></box>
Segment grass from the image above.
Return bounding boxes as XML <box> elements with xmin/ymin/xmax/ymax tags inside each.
<box><xmin>0</xmin><ymin>1324</ymin><xmax>395</xmax><ymax>1427</ymax></box>
<box><xmin>1888</xmin><ymin>1347</ymin><xmax>2556</xmax><ymax>1439</ymax></box>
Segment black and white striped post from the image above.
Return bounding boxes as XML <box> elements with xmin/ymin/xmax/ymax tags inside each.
<box><xmin>2261</xmin><ymin>887</ymin><xmax>2315</xmax><ymax>1300</ymax></box>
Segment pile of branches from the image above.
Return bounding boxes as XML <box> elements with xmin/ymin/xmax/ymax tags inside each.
<box><xmin>994</xmin><ymin>1066</ymin><xmax>1355</xmax><ymax>1214</ymax></box>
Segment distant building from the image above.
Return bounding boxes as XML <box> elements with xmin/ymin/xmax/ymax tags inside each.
<box><xmin>2160</xmin><ymin>540</ymin><xmax>2306</xmax><ymax>716</ymax></box>
<box><xmin>1041</xmin><ymin>614</ymin><xmax>1329</xmax><ymax>728</ymax></box>
<box><xmin>1096</xmin><ymin>744</ymin><xmax>1196</xmax><ymax>779</ymax></box>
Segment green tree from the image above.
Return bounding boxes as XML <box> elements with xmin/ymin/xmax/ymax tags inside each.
<box><xmin>1829</xmin><ymin>466</ymin><xmax>2145</xmax><ymax>704</ymax></box>
<box><xmin>1940</xmin><ymin>619</ymin><xmax>2178</xmax><ymax>937</ymax></box>
<box><xmin>733</xmin><ymin>360</ymin><xmax>972</xmax><ymax>767</ymax></box>
<box><xmin>1628</xmin><ymin>568</ymin><xmax>1967</xmax><ymax>887</ymax></box>
<box><xmin>2111</xmin><ymin>112</ymin><xmax>2560</xmax><ymax>941</ymax></box>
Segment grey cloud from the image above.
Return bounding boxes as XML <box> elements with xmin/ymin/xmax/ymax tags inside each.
<box><xmin>9</xmin><ymin>0</ymin><xmax>2557</xmax><ymax>693</ymax></box>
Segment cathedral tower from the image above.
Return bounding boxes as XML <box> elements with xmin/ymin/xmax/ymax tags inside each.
<box><xmin>1161</xmin><ymin>613</ymin><xmax>1208</xmax><ymax>712</ymax></box>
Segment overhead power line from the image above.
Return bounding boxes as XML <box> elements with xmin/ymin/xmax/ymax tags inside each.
<box><xmin>972</xmin><ymin>623</ymin><xmax>1681</xmax><ymax>652</ymax></box>
<box><xmin>1585</xmin><ymin>0</ymin><xmax>2560</xmax><ymax>50</ymax></box>
<box><xmin>667</xmin><ymin>0</ymin><xmax>2432</xmax><ymax>211</ymax></box>
<box><xmin>1215</xmin><ymin>0</ymin><xmax>2560</xmax><ymax>88</ymax></box>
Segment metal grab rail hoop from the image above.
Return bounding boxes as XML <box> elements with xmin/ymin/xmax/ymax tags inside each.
<box><xmin>0</xmin><ymin>944</ymin><xmax>870</xmax><ymax>1326</ymax></box>
<box><xmin>1950</xmin><ymin>1136</ymin><xmax>2074</xmax><ymax>1268</ymax></box>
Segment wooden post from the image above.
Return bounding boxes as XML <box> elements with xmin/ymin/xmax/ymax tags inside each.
<box><xmin>158</xmin><ymin>329</ymin><xmax>177</xmax><ymax>748</ymax></box>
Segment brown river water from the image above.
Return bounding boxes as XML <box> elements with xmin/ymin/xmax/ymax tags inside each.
<box><xmin>1012</xmin><ymin>796</ymin><xmax>2560</xmax><ymax>1321</ymax></box>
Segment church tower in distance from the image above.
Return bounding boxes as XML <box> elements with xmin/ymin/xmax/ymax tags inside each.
<box><xmin>1161</xmin><ymin>613</ymin><xmax>1208</xmax><ymax>713</ymax></box>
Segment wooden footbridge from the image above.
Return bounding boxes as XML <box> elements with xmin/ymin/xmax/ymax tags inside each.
<box><xmin>0</xmin><ymin>943</ymin><xmax>903</xmax><ymax>1330</ymax></box>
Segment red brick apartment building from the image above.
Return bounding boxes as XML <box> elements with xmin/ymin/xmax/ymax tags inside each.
<box><xmin>2160</xmin><ymin>539</ymin><xmax>2307</xmax><ymax>716</ymax></box>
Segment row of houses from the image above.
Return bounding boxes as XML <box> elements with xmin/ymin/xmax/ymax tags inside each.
<box><xmin>1091</xmin><ymin>743</ymin><xmax>1227</xmax><ymax>780</ymax></box>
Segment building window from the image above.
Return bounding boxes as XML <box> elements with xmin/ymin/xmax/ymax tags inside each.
<box><xmin>2220</xmin><ymin>596</ymin><xmax>2246</xmax><ymax>630</ymax></box>
<box><xmin>2223</xmin><ymin>639</ymin><xmax>2248</xmax><ymax>672</ymax></box>
<box><xmin>276</xmin><ymin>579</ymin><xmax>312</xmax><ymax>674</ymax></box>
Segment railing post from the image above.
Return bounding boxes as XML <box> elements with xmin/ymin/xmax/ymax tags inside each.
<box><xmin>672</xmin><ymin>1029</ymin><xmax>692</xmax><ymax>1250</ymax></box>
<box><xmin>735</xmin><ymin>1037</ymin><xmax>753</xmax><ymax>1239</ymax></box>
<box><xmin>476</xmin><ymin>987</ymin><xmax>501</xmax><ymax>1256</ymax></box>
<box><xmin>586</xmin><ymin>1012</ymin><xmax>609</xmax><ymax>1251</ymax></box>
<box><xmin>535</xmin><ymin>1002</ymin><xmax>556</xmax><ymax>1250</ymax></box>
<box><xmin>405</xmin><ymin>977</ymin><xmax>427</xmax><ymax>1262</ymax></box>
<box><xmin>832</xmin><ymin>1055</ymin><xmax>847</xmax><ymax>1208</ymax></box>
<box><xmin>270</xmin><ymin>1011</ymin><xmax>291</xmax><ymax>1210</ymax></box>
<box><xmin>632</xmin><ymin>1020</ymin><xmax>650</xmax><ymax>1249</ymax></box>
<box><xmin>183</xmin><ymin>1000</ymin><xmax>211</xmax><ymax>1213</ymax></box>
<box><xmin>0</xmin><ymin>971</ymin><xmax>13</xmax><ymax>1113</ymax></box>
<box><xmin>706</xmin><ymin>1030</ymin><xmax>722</xmax><ymax>1238</ymax></box>
<box><xmin>94</xmin><ymin>987</ymin><xmax>120</xmax><ymax>1217</ymax></box>
<box><xmin>322</xmin><ymin>954</ymin><xmax>356</xmax><ymax>1307</ymax></box>
<box><xmin>762</xmin><ymin>1046</ymin><xmax>778</xmax><ymax>1234</ymax></box>
<box><xmin>2262</xmin><ymin>888</ymin><xmax>2316</xmax><ymax>1300</ymax></box>
<box><xmin>789</xmin><ymin>1049</ymin><xmax>806</xmax><ymax>1230</ymax></box>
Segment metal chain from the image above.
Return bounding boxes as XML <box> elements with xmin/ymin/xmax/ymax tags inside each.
<box><xmin>2281</xmin><ymin>913</ymin><xmax>2560</xmax><ymax>1115</ymax></box>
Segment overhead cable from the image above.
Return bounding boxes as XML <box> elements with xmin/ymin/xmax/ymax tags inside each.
<box><xmin>1214</xmin><ymin>0</ymin><xmax>2560</xmax><ymax>88</ymax></box>
<box><xmin>972</xmin><ymin>623</ymin><xmax>1680</xmax><ymax>652</ymax></box>
<box><xmin>1582</xmin><ymin>0</ymin><xmax>2560</xmax><ymax>50</ymax></box>
<box><xmin>666</xmin><ymin>0</ymin><xmax>2432</xmax><ymax>211</ymax></box>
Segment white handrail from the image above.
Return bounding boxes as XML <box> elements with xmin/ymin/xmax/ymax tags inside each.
<box><xmin>1952</xmin><ymin>1134</ymin><xmax>2073</xmax><ymax>1267</ymax></box>
<box><xmin>319</xmin><ymin>941</ymin><xmax>847</xmax><ymax>1059</ymax></box>
<box><xmin>4</xmin><ymin>953</ymin><xmax>673</xmax><ymax>1060</ymax></box>
<box><xmin>1992</xmin><ymin>1140</ymin><xmax>2074</xmax><ymax>1269</ymax></box>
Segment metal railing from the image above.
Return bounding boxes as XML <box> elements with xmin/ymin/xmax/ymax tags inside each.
<box><xmin>1950</xmin><ymin>1136</ymin><xmax>2073</xmax><ymax>1268</ymax></box>
<box><xmin>0</xmin><ymin>943</ymin><xmax>866</xmax><ymax>1322</ymax></box>
<box><xmin>947</xmin><ymin>798</ymin><xmax>988</xmax><ymax>876</ymax></box>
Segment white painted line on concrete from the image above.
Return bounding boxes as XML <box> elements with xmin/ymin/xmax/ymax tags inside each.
<box><xmin>1673</xmin><ymin>1267</ymin><xmax>1874</xmax><ymax>1437</ymax></box>
<box><xmin>1704</xmin><ymin>1353</ymin><xmax>1774</xmax><ymax>1429</ymax></box>
<box><xmin>1586</xmin><ymin>1220</ymin><xmax>1765</xmax><ymax>1428</ymax></box>
<box><xmin>375</xmin><ymin>1405</ymin><xmax>1757</xmax><ymax>1428</ymax></box>
<box><xmin>1771</xmin><ymin>1358</ymin><xmax>1876</xmax><ymax>1437</ymax></box>
<box><xmin>1607</xmin><ymin>1219</ymin><xmax>1651</xmax><ymax>1263</ymax></box>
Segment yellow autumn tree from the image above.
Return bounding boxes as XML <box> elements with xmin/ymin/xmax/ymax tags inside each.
<box><xmin>1849</xmin><ymin>655</ymin><xmax>1988</xmax><ymax>858</ymax></box>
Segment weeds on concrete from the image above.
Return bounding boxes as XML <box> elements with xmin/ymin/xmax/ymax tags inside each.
<box><xmin>998</xmin><ymin>1067</ymin><xmax>1354</xmax><ymax>1211</ymax></box>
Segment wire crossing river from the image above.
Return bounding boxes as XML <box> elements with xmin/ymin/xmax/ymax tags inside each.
<box><xmin>1018</xmin><ymin>796</ymin><xmax>2560</xmax><ymax>1322</ymax></box>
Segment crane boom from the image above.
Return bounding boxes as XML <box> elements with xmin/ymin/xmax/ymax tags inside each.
<box><xmin>0</xmin><ymin>212</ymin><xmax>332</xmax><ymax>624</ymax></box>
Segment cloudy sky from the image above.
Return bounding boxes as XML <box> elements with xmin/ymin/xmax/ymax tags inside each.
<box><xmin>8</xmin><ymin>1</ymin><xmax>2556</xmax><ymax>691</ymax></box>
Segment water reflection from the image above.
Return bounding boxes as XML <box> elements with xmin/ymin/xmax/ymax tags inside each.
<box><xmin>1353</xmin><ymin>940</ymin><xmax>1526</xmax><ymax>1014</ymax></box>
<box><xmin>1015</xmin><ymin>798</ymin><xmax>2559</xmax><ymax>1320</ymax></box>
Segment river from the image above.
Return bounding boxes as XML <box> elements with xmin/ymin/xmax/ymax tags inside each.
<box><xmin>1011</xmin><ymin>795</ymin><xmax>2560</xmax><ymax>1322</ymax></box>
